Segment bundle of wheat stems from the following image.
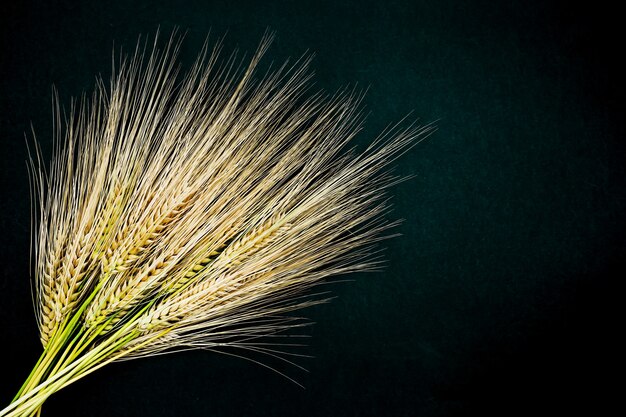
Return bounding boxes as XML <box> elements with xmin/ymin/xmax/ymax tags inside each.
<box><xmin>1</xmin><ymin>31</ymin><xmax>432</xmax><ymax>416</ymax></box>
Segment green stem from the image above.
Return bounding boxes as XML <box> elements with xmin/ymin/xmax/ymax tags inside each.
<box><xmin>3</xmin><ymin>282</ymin><xmax>106</xmax><ymax>417</ymax></box>
<box><xmin>2</xmin><ymin>328</ymin><xmax>141</xmax><ymax>417</ymax></box>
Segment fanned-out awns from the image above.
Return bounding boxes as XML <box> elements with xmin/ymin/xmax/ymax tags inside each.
<box><xmin>1</xmin><ymin>31</ymin><xmax>433</xmax><ymax>417</ymax></box>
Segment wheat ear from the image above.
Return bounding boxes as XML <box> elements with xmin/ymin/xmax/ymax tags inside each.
<box><xmin>1</xmin><ymin>31</ymin><xmax>433</xmax><ymax>417</ymax></box>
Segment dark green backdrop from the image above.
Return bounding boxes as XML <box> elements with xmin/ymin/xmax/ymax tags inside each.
<box><xmin>1</xmin><ymin>1</ymin><xmax>623</xmax><ymax>416</ymax></box>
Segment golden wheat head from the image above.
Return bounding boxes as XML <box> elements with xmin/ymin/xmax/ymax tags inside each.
<box><xmin>2</xmin><ymin>31</ymin><xmax>433</xmax><ymax>417</ymax></box>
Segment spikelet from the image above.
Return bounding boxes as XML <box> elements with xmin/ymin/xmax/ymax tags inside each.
<box><xmin>1</xmin><ymin>31</ymin><xmax>433</xmax><ymax>417</ymax></box>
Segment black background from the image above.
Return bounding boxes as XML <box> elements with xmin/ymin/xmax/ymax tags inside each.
<box><xmin>1</xmin><ymin>1</ymin><xmax>623</xmax><ymax>416</ymax></box>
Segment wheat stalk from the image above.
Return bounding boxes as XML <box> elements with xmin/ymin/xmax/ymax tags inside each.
<box><xmin>1</xmin><ymin>30</ymin><xmax>433</xmax><ymax>417</ymax></box>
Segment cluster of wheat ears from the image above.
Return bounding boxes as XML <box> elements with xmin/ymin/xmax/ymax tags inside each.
<box><xmin>1</xmin><ymin>31</ymin><xmax>432</xmax><ymax>416</ymax></box>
